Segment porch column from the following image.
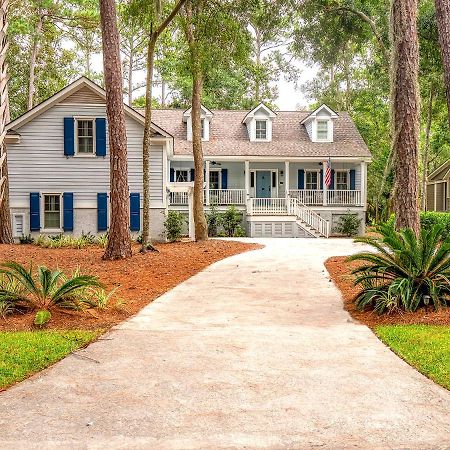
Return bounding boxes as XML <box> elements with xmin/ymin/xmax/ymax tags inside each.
<box><xmin>205</xmin><ymin>160</ymin><xmax>210</xmax><ymax>206</ymax></box>
<box><xmin>285</xmin><ymin>161</ymin><xmax>290</xmax><ymax>199</ymax></box>
<box><xmin>322</xmin><ymin>161</ymin><xmax>328</xmax><ymax>206</ymax></box>
<box><xmin>360</xmin><ymin>161</ymin><xmax>367</xmax><ymax>207</ymax></box>
<box><xmin>245</xmin><ymin>160</ymin><xmax>251</xmax><ymax>212</ymax></box>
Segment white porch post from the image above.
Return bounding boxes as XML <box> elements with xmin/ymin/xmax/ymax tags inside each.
<box><xmin>360</xmin><ymin>161</ymin><xmax>367</xmax><ymax>207</ymax></box>
<box><xmin>322</xmin><ymin>161</ymin><xmax>328</xmax><ymax>206</ymax></box>
<box><xmin>285</xmin><ymin>161</ymin><xmax>290</xmax><ymax>199</ymax></box>
<box><xmin>245</xmin><ymin>160</ymin><xmax>251</xmax><ymax>213</ymax></box>
<box><xmin>205</xmin><ymin>160</ymin><xmax>210</xmax><ymax>206</ymax></box>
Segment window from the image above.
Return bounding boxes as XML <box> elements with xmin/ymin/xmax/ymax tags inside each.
<box><xmin>77</xmin><ymin>119</ymin><xmax>95</xmax><ymax>154</ymax></box>
<box><xmin>201</xmin><ymin>118</ymin><xmax>205</xmax><ymax>139</ymax></box>
<box><xmin>306</xmin><ymin>171</ymin><xmax>319</xmax><ymax>190</ymax></box>
<box><xmin>317</xmin><ymin>120</ymin><xmax>329</xmax><ymax>140</ymax></box>
<box><xmin>335</xmin><ymin>171</ymin><xmax>349</xmax><ymax>190</ymax></box>
<box><xmin>209</xmin><ymin>170</ymin><xmax>221</xmax><ymax>189</ymax></box>
<box><xmin>43</xmin><ymin>194</ymin><xmax>61</xmax><ymax>229</ymax></box>
<box><xmin>255</xmin><ymin>120</ymin><xmax>267</xmax><ymax>140</ymax></box>
<box><xmin>175</xmin><ymin>169</ymin><xmax>189</xmax><ymax>182</ymax></box>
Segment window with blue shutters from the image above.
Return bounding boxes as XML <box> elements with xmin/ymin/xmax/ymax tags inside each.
<box><xmin>95</xmin><ymin>118</ymin><xmax>107</xmax><ymax>157</ymax></box>
<box><xmin>130</xmin><ymin>193</ymin><xmax>140</xmax><ymax>231</ymax></box>
<box><xmin>63</xmin><ymin>192</ymin><xmax>74</xmax><ymax>232</ymax></box>
<box><xmin>97</xmin><ymin>193</ymin><xmax>108</xmax><ymax>232</ymax></box>
<box><xmin>30</xmin><ymin>193</ymin><xmax>40</xmax><ymax>231</ymax></box>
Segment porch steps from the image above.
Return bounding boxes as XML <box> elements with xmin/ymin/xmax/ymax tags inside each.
<box><xmin>296</xmin><ymin>219</ymin><xmax>323</xmax><ymax>238</ymax></box>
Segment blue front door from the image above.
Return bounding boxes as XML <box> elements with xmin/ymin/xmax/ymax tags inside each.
<box><xmin>256</xmin><ymin>171</ymin><xmax>271</xmax><ymax>198</ymax></box>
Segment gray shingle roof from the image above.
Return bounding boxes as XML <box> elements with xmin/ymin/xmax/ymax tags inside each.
<box><xmin>143</xmin><ymin>109</ymin><xmax>371</xmax><ymax>158</ymax></box>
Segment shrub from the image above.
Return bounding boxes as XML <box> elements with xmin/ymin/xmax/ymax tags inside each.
<box><xmin>420</xmin><ymin>212</ymin><xmax>450</xmax><ymax>235</ymax></box>
<box><xmin>164</xmin><ymin>211</ymin><xmax>185</xmax><ymax>242</ymax></box>
<box><xmin>96</xmin><ymin>233</ymin><xmax>108</xmax><ymax>248</ymax></box>
<box><xmin>0</xmin><ymin>262</ymin><xmax>103</xmax><ymax>325</ymax></box>
<box><xmin>348</xmin><ymin>223</ymin><xmax>450</xmax><ymax>314</ymax></box>
<box><xmin>221</xmin><ymin>206</ymin><xmax>242</xmax><ymax>237</ymax></box>
<box><xmin>19</xmin><ymin>234</ymin><xmax>34</xmax><ymax>244</ymax></box>
<box><xmin>334</xmin><ymin>212</ymin><xmax>361</xmax><ymax>237</ymax></box>
<box><xmin>206</xmin><ymin>204</ymin><xmax>221</xmax><ymax>237</ymax></box>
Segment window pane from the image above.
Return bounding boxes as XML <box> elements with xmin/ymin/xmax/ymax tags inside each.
<box><xmin>255</xmin><ymin>120</ymin><xmax>267</xmax><ymax>139</ymax></box>
<box><xmin>176</xmin><ymin>170</ymin><xmax>188</xmax><ymax>182</ymax></box>
<box><xmin>306</xmin><ymin>172</ymin><xmax>318</xmax><ymax>189</ymax></box>
<box><xmin>209</xmin><ymin>171</ymin><xmax>219</xmax><ymax>189</ymax></box>
<box><xmin>78</xmin><ymin>137</ymin><xmax>94</xmax><ymax>153</ymax></box>
<box><xmin>317</xmin><ymin>121</ymin><xmax>328</xmax><ymax>139</ymax></box>
<box><xmin>77</xmin><ymin>120</ymin><xmax>94</xmax><ymax>154</ymax></box>
<box><xmin>201</xmin><ymin>119</ymin><xmax>205</xmax><ymax>139</ymax></box>
<box><xmin>44</xmin><ymin>195</ymin><xmax>60</xmax><ymax>229</ymax></box>
<box><xmin>336</xmin><ymin>171</ymin><xmax>348</xmax><ymax>190</ymax></box>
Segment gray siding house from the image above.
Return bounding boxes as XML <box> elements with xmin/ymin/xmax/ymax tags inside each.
<box><xmin>426</xmin><ymin>161</ymin><xmax>450</xmax><ymax>212</ymax></box>
<box><xmin>6</xmin><ymin>77</ymin><xmax>371</xmax><ymax>239</ymax></box>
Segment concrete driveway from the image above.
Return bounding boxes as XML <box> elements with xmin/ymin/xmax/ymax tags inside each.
<box><xmin>1</xmin><ymin>238</ymin><xmax>450</xmax><ymax>449</ymax></box>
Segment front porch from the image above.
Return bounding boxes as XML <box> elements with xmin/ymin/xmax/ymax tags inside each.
<box><xmin>168</xmin><ymin>159</ymin><xmax>367</xmax><ymax>208</ymax></box>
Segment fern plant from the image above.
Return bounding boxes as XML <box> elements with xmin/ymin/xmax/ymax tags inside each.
<box><xmin>348</xmin><ymin>224</ymin><xmax>450</xmax><ymax>314</ymax></box>
<box><xmin>0</xmin><ymin>262</ymin><xmax>103</xmax><ymax>325</ymax></box>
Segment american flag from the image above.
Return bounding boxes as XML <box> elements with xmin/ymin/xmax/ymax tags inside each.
<box><xmin>325</xmin><ymin>157</ymin><xmax>332</xmax><ymax>187</ymax></box>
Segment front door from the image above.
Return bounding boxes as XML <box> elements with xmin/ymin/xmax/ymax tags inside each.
<box><xmin>256</xmin><ymin>171</ymin><xmax>271</xmax><ymax>198</ymax></box>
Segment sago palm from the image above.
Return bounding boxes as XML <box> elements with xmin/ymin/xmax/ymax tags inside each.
<box><xmin>347</xmin><ymin>224</ymin><xmax>450</xmax><ymax>314</ymax></box>
<box><xmin>0</xmin><ymin>262</ymin><xmax>102</xmax><ymax>324</ymax></box>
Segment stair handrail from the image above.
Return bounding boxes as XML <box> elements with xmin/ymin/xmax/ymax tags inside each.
<box><xmin>289</xmin><ymin>198</ymin><xmax>330</xmax><ymax>238</ymax></box>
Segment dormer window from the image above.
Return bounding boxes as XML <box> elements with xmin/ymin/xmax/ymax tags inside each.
<box><xmin>255</xmin><ymin>120</ymin><xmax>267</xmax><ymax>140</ymax></box>
<box><xmin>316</xmin><ymin>120</ymin><xmax>329</xmax><ymax>141</ymax></box>
<box><xmin>183</xmin><ymin>105</ymin><xmax>213</xmax><ymax>142</ymax></box>
<box><xmin>301</xmin><ymin>104</ymin><xmax>338</xmax><ymax>143</ymax></box>
<box><xmin>243</xmin><ymin>103</ymin><xmax>276</xmax><ymax>142</ymax></box>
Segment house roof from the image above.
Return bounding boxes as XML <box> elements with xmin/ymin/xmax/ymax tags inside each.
<box><xmin>300</xmin><ymin>104</ymin><xmax>339</xmax><ymax>124</ymax></box>
<box><xmin>428</xmin><ymin>160</ymin><xmax>450</xmax><ymax>181</ymax></box>
<box><xmin>7</xmin><ymin>77</ymin><xmax>172</xmax><ymax>138</ymax></box>
<box><xmin>147</xmin><ymin>109</ymin><xmax>371</xmax><ymax>158</ymax></box>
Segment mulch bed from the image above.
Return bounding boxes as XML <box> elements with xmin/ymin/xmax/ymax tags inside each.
<box><xmin>0</xmin><ymin>240</ymin><xmax>259</xmax><ymax>331</ymax></box>
<box><xmin>325</xmin><ymin>256</ymin><xmax>450</xmax><ymax>328</ymax></box>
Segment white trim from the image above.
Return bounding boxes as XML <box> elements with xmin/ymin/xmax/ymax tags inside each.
<box><xmin>305</xmin><ymin>169</ymin><xmax>321</xmax><ymax>190</ymax></box>
<box><xmin>242</xmin><ymin>103</ymin><xmax>277</xmax><ymax>123</ymax></box>
<box><xmin>7</xmin><ymin>77</ymin><xmax>172</xmax><ymax>138</ymax></box>
<box><xmin>300</xmin><ymin>104</ymin><xmax>338</xmax><ymax>124</ymax></box>
<box><xmin>41</xmin><ymin>192</ymin><xmax>63</xmax><ymax>232</ymax></box>
<box><xmin>182</xmin><ymin>104</ymin><xmax>214</xmax><ymax>119</ymax></box>
<box><xmin>254</xmin><ymin>119</ymin><xmax>270</xmax><ymax>141</ymax></box>
<box><xmin>169</xmin><ymin>155</ymin><xmax>372</xmax><ymax>163</ymax></box>
<box><xmin>74</xmin><ymin>117</ymin><xmax>96</xmax><ymax>157</ymax></box>
<box><xmin>428</xmin><ymin>160</ymin><xmax>450</xmax><ymax>180</ymax></box>
<box><xmin>12</xmin><ymin>213</ymin><xmax>25</xmax><ymax>237</ymax></box>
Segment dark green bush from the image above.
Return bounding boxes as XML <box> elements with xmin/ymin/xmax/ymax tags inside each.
<box><xmin>164</xmin><ymin>211</ymin><xmax>185</xmax><ymax>242</ymax></box>
<box><xmin>221</xmin><ymin>206</ymin><xmax>243</xmax><ymax>237</ymax></box>
<box><xmin>348</xmin><ymin>223</ymin><xmax>450</xmax><ymax>314</ymax></box>
<box><xmin>19</xmin><ymin>234</ymin><xmax>34</xmax><ymax>244</ymax></box>
<box><xmin>206</xmin><ymin>204</ymin><xmax>221</xmax><ymax>237</ymax></box>
<box><xmin>420</xmin><ymin>212</ymin><xmax>450</xmax><ymax>235</ymax></box>
<box><xmin>334</xmin><ymin>212</ymin><xmax>362</xmax><ymax>237</ymax></box>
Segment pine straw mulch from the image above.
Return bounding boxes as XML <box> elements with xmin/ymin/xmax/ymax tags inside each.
<box><xmin>0</xmin><ymin>240</ymin><xmax>260</xmax><ymax>331</ymax></box>
<box><xmin>325</xmin><ymin>256</ymin><xmax>450</xmax><ymax>329</ymax></box>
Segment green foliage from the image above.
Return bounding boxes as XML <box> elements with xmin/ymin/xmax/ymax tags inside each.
<box><xmin>348</xmin><ymin>224</ymin><xmax>450</xmax><ymax>314</ymax></box>
<box><xmin>96</xmin><ymin>233</ymin><xmax>109</xmax><ymax>248</ymax></box>
<box><xmin>0</xmin><ymin>262</ymin><xmax>105</xmax><ymax>324</ymax></box>
<box><xmin>34</xmin><ymin>233</ymin><xmax>109</xmax><ymax>249</ymax></box>
<box><xmin>34</xmin><ymin>310</ymin><xmax>52</xmax><ymax>327</ymax></box>
<box><xmin>376</xmin><ymin>325</ymin><xmax>450</xmax><ymax>390</ymax></box>
<box><xmin>164</xmin><ymin>211</ymin><xmax>185</xmax><ymax>242</ymax></box>
<box><xmin>206</xmin><ymin>204</ymin><xmax>221</xmax><ymax>237</ymax></box>
<box><xmin>420</xmin><ymin>212</ymin><xmax>450</xmax><ymax>235</ymax></box>
<box><xmin>334</xmin><ymin>212</ymin><xmax>361</xmax><ymax>237</ymax></box>
<box><xmin>0</xmin><ymin>330</ymin><xmax>99</xmax><ymax>390</ymax></box>
<box><xmin>19</xmin><ymin>234</ymin><xmax>34</xmax><ymax>244</ymax></box>
<box><xmin>221</xmin><ymin>206</ymin><xmax>243</xmax><ymax>237</ymax></box>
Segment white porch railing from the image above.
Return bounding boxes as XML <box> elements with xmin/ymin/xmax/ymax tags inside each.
<box><xmin>327</xmin><ymin>190</ymin><xmax>361</xmax><ymax>205</ymax></box>
<box><xmin>209</xmin><ymin>189</ymin><xmax>245</xmax><ymax>205</ymax></box>
<box><xmin>289</xmin><ymin>198</ymin><xmax>330</xmax><ymax>238</ymax></box>
<box><xmin>248</xmin><ymin>198</ymin><xmax>288</xmax><ymax>215</ymax></box>
<box><xmin>169</xmin><ymin>191</ymin><xmax>189</xmax><ymax>205</ymax></box>
<box><xmin>289</xmin><ymin>189</ymin><xmax>323</xmax><ymax>205</ymax></box>
<box><xmin>290</xmin><ymin>189</ymin><xmax>362</xmax><ymax>206</ymax></box>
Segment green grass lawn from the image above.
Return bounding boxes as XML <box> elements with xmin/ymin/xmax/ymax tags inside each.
<box><xmin>0</xmin><ymin>330</ymin><xmax>99</xmax><ymax>390</ymax></box>
<box><xmin>376</xmin><ymin>324</ymin><xmax>450</xmax><ymax>390</ymax></box>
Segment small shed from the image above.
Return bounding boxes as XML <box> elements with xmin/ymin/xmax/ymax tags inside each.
<box><xmin>426</xmin><ymin>161</ymin><xmax>450</xmax><ymax>212</ymax></box>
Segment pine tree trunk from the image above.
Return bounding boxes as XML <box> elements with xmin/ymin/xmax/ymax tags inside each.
<box><xmin>191</xmin><ymin>64</ymin><xmax>208</xmax><ymax>241</ymax></box>
<box><xmin>141</xmin><ymin>33</ymin><xmax>158</xmax><ymax>252</ymax></box>
<box><xmin>27</xmin><ymin>14</ymin><xmax>43</xmax><ymax>111</ymax></box>
<box><xmin>0</xmin><ymin>0</ymin><xmax>13</xmax><ymax>244</ymax></box>
<box><xmin>435</xmin><ymin>0</ymin><xmax>450</xmax><ymax>129</ymax></box>
<box><xmin>390</xmin><ymin>0</ymin><xmax>420</xmax><ymax>234</ymax></box>
<box><xmin>99</xmin><ymin>0</ymin><xmax>132</xmax><ymax>260</ymax></box>
<box><xmin>421</xmin><ymin>85</ymin><xmax>434</xmax><ymax>211</ymax></box>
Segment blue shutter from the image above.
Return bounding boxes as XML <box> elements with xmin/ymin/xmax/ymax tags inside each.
<box><xmin>350</xmin><ymin>169</ymin><xmax>356</xmax><ymax>190</ymax></box>
<box><xmin>320</xmin><ymin>169</ymin><xmax>324</xmax><ymax>189</ymax></box>
<box><xmin>64</xmin><ymin>117</ymin><xmax>75</xmax><ymax>156</ymax></box>
<box><xmin>330</xmin><ymin>170</ymin><xmax>335</xmax><ymax>190</ymax></box>
<box><xmin>130</xmin><ymin>193</ymin><xmax>140</xmax><ymax>231</ymax></box>
<box><xmin>298</xmin><ymin>169</ymin><xmax>305</xmax><ymax>189</ymax></box>
<box><xmin>170</xmin><ymin>168</ymin><xmax>175</xmax><ymax>182</ymax></box>
<box><xmin>95</xmin><ymin>118</ymin><xmax>107</xmax><ymax>157</ymax></box>
<box><xmin>190</xmin><ymin>168</ymin><xmax>195</xmax><ymax>181</ymax></box>
<box><xmin>30</xmin><ymin>193</ymin><xmax>40</xmax><ymax>231</ymax></box>
<box><xmin>97</xmin><ymin>193</ymin><xmax>108</xmax><ymax>232</ymax></box>
<box><xmin>221</xmin><ymin>169</ymin><xmax>228</xmax><ymax>189</ymax></box>
<box><xmin>63</xmin><ymin>192</ymin><xmax>74</xmax><ymax>232</ymax></box>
